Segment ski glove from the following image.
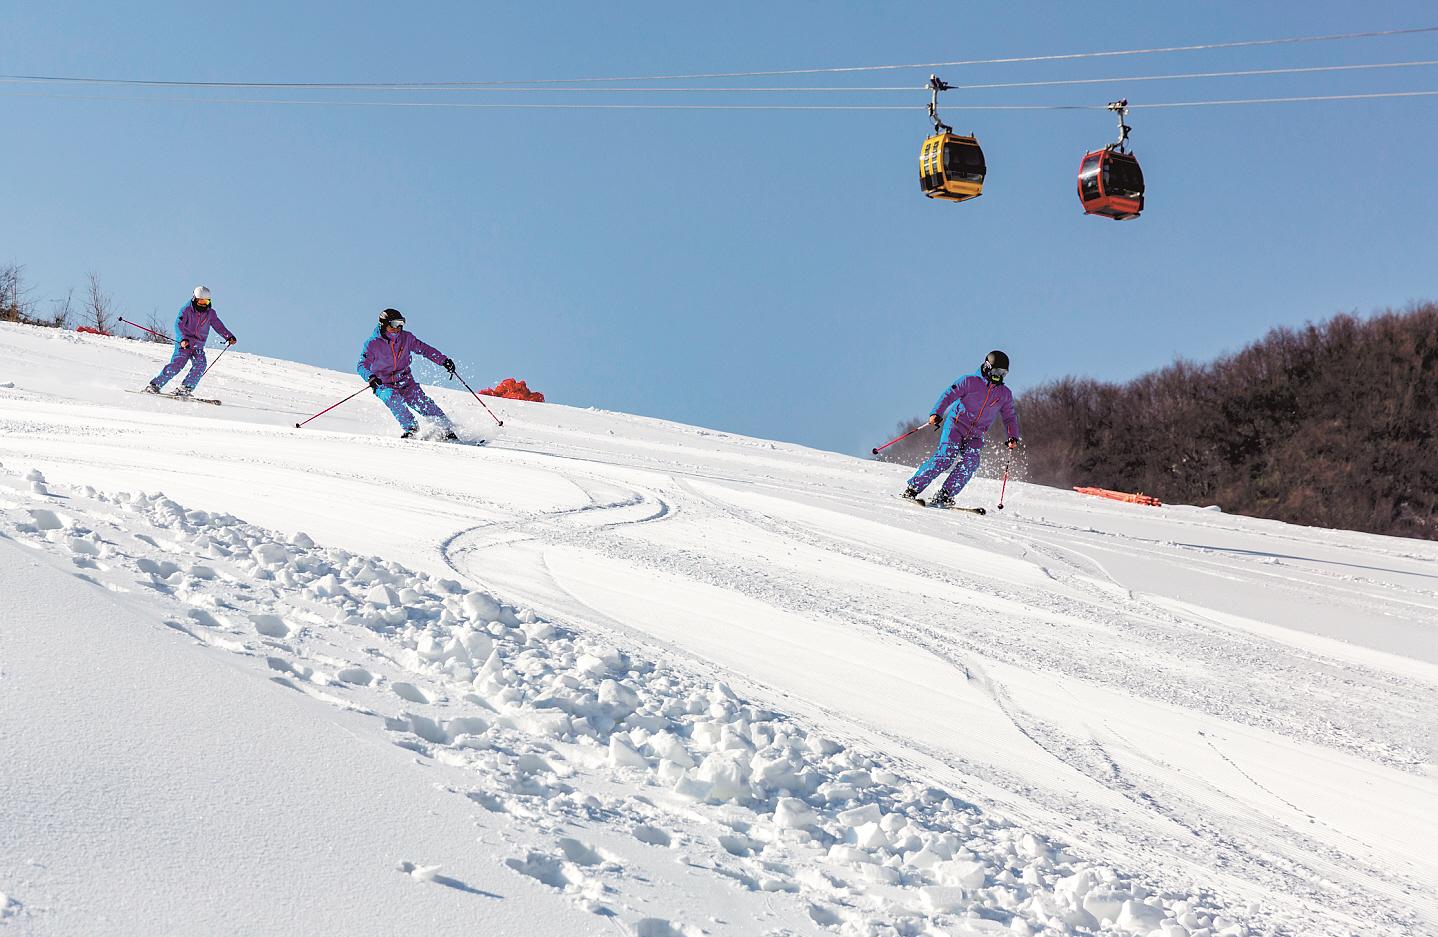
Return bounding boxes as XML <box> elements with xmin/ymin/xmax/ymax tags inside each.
<box><xmin>442</xmin><ymin>358</ymin><xmax>456</xmax><ymax>374</ymax></box>
<box><xmin>928</xmin><ymin>413</ymin><xmax>942</xmax><ymax>428</ymax></box>
<box><xmin>1006</xmin><ymin>437</ymin><xmax>1021</xmax><ymax>449</ymax></box>
<box><xmin>226</xmin><ymin>336</ymin><xmax>238</xmax><ymax>346</ymax></box>
<box><xmin>180</xmin><ymin>339</ymin><xmax>190</xmax><ymax>349</ymax></box>
<box><xmin>368</xmin><ymin>375</ymin><xmax>383</xmax><ymax>390</ymax></box>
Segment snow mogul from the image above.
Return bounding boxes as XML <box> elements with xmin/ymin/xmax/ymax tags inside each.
<box><xmin>901</xmin><ymin>350</ymin><xmax>1021</xmax><ymax>508</ymax></box>
<box><xmin>356</xmin><ymin>308</ymin><xmax>460</xmax><ymax>440</ymax></box>
<box><xmin>143</xmin><ymin>286</ymin><xmax>237</xmax><ymax>397</ymax></box>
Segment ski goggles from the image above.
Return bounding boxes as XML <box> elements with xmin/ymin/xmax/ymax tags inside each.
<box><xmin>195</xmin><ymin>298</ymin><xmax>211</xmax><ymax>307</ymax></box>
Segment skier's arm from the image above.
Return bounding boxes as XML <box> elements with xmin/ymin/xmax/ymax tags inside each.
<box><xmin>930</xmin><ymin>376</ymin><xmax>971</xmax><ymax>419</ymax></box>
<box><xmin>1001</xmin><ymin>391</ymin><xmax>1020</xmax><ymax>442</ymax></box>
<box><xmin>356</xmin><ymin>340</ymin><xmax>376</xmax><ymax>383</ymax></box>
<box><xmin>410</xmin><ymin>336</ymin><xmax>448</xmax><ymax>367</ymax></box>
<box><xmin>173</xmin><ymin>308</ymin><xmax>188</xmax><ymax>346</ymax></box>
<box><xmin>210</xmin><ymin>312</ymin><xmax>236</xmax><ymax>343</ymax></box>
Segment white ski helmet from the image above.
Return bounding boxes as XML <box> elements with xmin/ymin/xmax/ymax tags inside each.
<box><xmin>192</xmin><ymin>286</ymin><xmax>212</xmax><ymax>303</ymax></box>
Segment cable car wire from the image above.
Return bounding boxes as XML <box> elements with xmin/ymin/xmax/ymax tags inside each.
<box><xmin>0</xmin><ymin>26</ymin><xmax>1435</xmax><ymax>91</ymax></box>
<box><xmin>3</xmin><ymin>88</ymin><xmax>1437</xmax><ymax>111</ymax></box>
<box><xmin>12</xmin><ymin>59</ymin><xmax>1434</xmax><ymax>94</ymax></box>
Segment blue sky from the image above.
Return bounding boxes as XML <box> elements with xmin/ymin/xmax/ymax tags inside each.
<box><xmin>4</xmin><ymin>2</ymin><xmax>1436</xmax><ymax>454</ymax></box>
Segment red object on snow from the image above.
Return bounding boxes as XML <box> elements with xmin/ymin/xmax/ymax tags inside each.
<box><xmin>75</xmin><ymin>326</ymin><xmax>112</xmax><ymax>336</ymax></box>
<box><xmin>478</xmin><ymin>376</ymin><xmax>545</xmax><ymax>402</ymax></box>
<box><xmin>1073</xmin><ymin>486</ymin><xmax>1162</xmax><ymax>507</ymax></box>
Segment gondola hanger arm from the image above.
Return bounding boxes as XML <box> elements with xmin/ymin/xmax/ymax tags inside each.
<box><xmin>928</xmin><ymin>74</ymin><xmax>953</xmax><ymax>134</ymax></box>
<box><xmin>1107</xmin><ymin>98</ymin><xmax>1132</xmax><ymax>152</ymax></box>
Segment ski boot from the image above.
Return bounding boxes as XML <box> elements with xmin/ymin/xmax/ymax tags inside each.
<box><xmin>930</xmin><ymin>491</ymin><xmax>956</xmax><ymax>509</ymax></box>
<box><xmin>173</xmin><ymin>385</ymin><xmax>193</xmax><ymax>398</ymax></box>
<box><xmin>400</xmin><ymin>428</ymin><xmax>417</xmax><ymax>439</ymax></box>
<box><xmin>141</xmin><ymin>382</ymin><xmax>161</xmax><ymax>395</ymax></box>
<box><xmin>443</xmin><ymin>431</ymin><xmax>459</xmax><ymax>441</ymax></box>
<box><xmin>900</xmin><ymin>487</ymin><xmax>921</xmax><ymax>502</ymax></box>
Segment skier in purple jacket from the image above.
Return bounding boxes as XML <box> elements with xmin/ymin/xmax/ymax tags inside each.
<box><xmin>144</xmin><ymin>286</ymin><xmax>237</xmax><ymax>397</ymax></box>
<box><xmin>357</xmin><ymin>309</ymin><xmax>459</xmax><ymax>440</ymax></box>
<box><xmin>902</xmin><ymin>350</ymin><xmax>1021</xmax><ymax>507</ymax></box>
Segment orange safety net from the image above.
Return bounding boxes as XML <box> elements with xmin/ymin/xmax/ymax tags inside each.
<box><xmin>1073</xmin><ymin>486</ymin><xmax>1162</xmax><ymax>507</ymax></box>
<box><xmin>477</xmin><ymin>377</ymin><xmax>545</xmax><ymax>403</ymax></box>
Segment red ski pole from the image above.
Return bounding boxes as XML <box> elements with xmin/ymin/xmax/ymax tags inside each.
<box><xmin>997</xmin><ymin>457</ymin><xmax>1011</xmax><ymax>510</ymax></box>
<box><xmin>450</xmin><ymin>372</ymin><xmax>504</xmax><ymax>427</ymax></box>
<box><xmin>872</xmin><ymin>425</ymin><xmax>924</xmax><ymax>456</ymax></box>
<box><xmin>118</xmin><ymin>316</ymin><xmax>170</xmax><ymax>341</ymax></box>
<box><xmin>295</xmin><ymin>385</ymin><xmax>371</xmax><ymax>429</ymax></box>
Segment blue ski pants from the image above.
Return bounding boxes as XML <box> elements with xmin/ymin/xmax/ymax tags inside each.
<box><xmin>907</xmin><ymin>415</ymin><xmax>983</xmax><ymax>497</ymax></box>
<box><xmin>152</xmin><ymin>344</ymin><xmax>207</xmax><ymax>390</ymax></box>
<box><xmin>375</xmin><ymin>377</ymin><xmax>452</xmax><ymax>431</ymax></box>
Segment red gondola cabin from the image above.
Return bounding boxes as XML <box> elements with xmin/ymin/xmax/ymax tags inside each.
<box><xmin>1077</xmin><ymin>149</ymin><xmax>1144</xmax><ymax>220</ymax></box>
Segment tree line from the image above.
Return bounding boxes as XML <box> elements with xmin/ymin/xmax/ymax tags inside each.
<box><xmin>1</xmin><ymin>263</ymin><xmax>169</xmax><ymax>343</ymax></box>
<box><xmin>878</xmin><ymin>304</ymin><xmax>1438</xmax><ymax>540</ymax></box>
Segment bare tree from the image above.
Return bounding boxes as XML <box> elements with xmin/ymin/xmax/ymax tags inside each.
<box><xmin>84</xmin><ymin>271</ymin><xmax>115</xmax><ymax>334</ymax></box>
<box><xmin>143</xmin><ymin>308</ymin><xmax>171</xmax><ymax>343</ymax></box>
<box><xmin>1</xmin><ymin>264</ymin><xmax>38</xmax><ymax>323</ymax></box>
<box><xmin>49</xmin><ymin>289</ymin><xmax>74</xmax><ymax>329</ymax></box>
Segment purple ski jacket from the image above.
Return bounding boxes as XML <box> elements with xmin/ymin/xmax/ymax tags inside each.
<box><xmin>173</xmin><ymin>301</ymin><xmax>235</xmax><ymax>346</ymax></box>
<box><xmin>355</xmin><ymin>325</ymin><xmax>447</xmax><ymax>385</ymax></box>
<box><xmin>931</xmin><ymin>372</ymin><xmax>1020</xmax><ymax>444</ymax></box>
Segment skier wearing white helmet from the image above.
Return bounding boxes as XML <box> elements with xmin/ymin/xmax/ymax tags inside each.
<box><xmin>144</xmin><ymin>286</ymin><xmax>238</xmax><ymax>396</ymax></box>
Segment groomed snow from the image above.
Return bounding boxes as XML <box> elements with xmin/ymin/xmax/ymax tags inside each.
<box><xmin>2</xmin><ymin>323</ymin><xmax>1435</xmax><ymax>936</ymax></box>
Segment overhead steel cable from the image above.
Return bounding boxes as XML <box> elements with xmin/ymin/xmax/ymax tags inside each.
<box><xmin>2</xmin><ymin>59</ymin><xmax>1437</xmax><ymax>97</ymax></box>
<box><xmin>4</xmin><ymin>88</ymin><xmax>1437</xmax><ymax>110</ymax></box>
<box><xmin>1</xmin><ymin>26</ymin><xmax>1435</xmax><ymax>91</ymax></box>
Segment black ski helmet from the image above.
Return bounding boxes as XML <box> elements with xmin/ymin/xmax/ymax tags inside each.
<box><xmin>379</xmin><ymin>308</ymin><xmax>406</xmax><ymax>330</ymax></box>
<box><xmin>981</xmin><ymin>350</ymin><xmax>1010</xmax><ymax>383</ymax></box>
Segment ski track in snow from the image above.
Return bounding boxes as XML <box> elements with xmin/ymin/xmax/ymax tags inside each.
<box><xmin>1</xmin><ymin>470</ymin><xmax>1256</xmax><ymax>937</ymax></box>
<box><xmin>3</xmin><ymin>324</ymin><xmax>1438</xmax><ymax>936</ymax></box>
<box><xmin>443</xmin><ymin>472</ymin><xmax>1432</xmax><ymax>932</ymax></box>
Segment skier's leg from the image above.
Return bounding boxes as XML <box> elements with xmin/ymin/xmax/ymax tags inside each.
<box><xmin>939</xmin><ymin>446</ymin><xmax>983</xmax><ymax>498</ymax></box>
<box><xmin>375</xmin><ymin>386</ymin><xmax>418</xmax><ymax>431</ymax></box>
<box><xmin>151</xmin><ymin>345</ymin><xmax>193</xmax><ymax>389</ymax></box>
<box><xmin>402</xmin><ymin>386</ymin><xmax>453</xmax><ymax>429</ymax></box>
<box><xmin>906</xmin><ymin>418</ymin><xmax>964</xmax><ymax>492</ymax></box>
<box><xmin>180</xmin><ymin>348</ymin><xmax>208</xmax><ymax>391</ymax></box>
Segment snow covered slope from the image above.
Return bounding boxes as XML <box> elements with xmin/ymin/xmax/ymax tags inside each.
<box><xmin>2</xmin><ymin>322</ymin><xmax>1435</xmax><ymax>936</ymax></box>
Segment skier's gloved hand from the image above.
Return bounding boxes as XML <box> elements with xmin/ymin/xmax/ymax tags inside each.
<box><xmin>928</xmin><ymin>413</ymin><xmax>942</xmax><ymax>429</ymax></box>
<box><xmin>226</xmin><ymin>336</ymin><xmax>237</xmax><ymax>346</ymax></box>
<box><xmin>1007</xmin><ymin>437</ymin><xmax>1021</xmax><ymax>449</ymax></box>
<box><xmin>442</xmin><ymin>358</ymin><xmax>456</xmax><ymax>374</ymax></box>
<box><xmin>180</xmin><ymin>339</ymin><xmax>190</xmax><ymax>349</ymax></box>
<box><xmin>367</xmin><ymin>375</ymin><xmax>383</xmax><ymax>390</ymax></box>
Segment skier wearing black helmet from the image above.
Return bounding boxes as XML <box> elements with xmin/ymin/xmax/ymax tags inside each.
<box><xmin>901</xmin><ymin>350</ymin><xmax>1021</xmax><ymax>508</ymax></box>
<box><xmin>356</xmin><ymin>308</ymin><xmax>460</xmax><ymax>440</ymax></box>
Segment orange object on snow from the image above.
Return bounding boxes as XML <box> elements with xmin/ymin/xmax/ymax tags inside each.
<box><xmin>478</xmin><ymin>376</ymin><xmax>545</xmax><ymax>402</ymax></box>
<box><xmin>1073</xmin><ymin>486</ymin><xmax>1162</xmax><ymax>507</ymax></box>
<box><xmin>75</xmin><ymin>326</ymin><xmax>112</xmax><ymax>336</ymax></box>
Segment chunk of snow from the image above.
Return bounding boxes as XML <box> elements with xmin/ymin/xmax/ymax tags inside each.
<box><xmin>609</xmin><ymin>735</ymin><xmax>649</xmax><ymax>769</ymax></box>
<box><xmin>773</xmin><ymin>797</ymin><xmax>821</xmax><ymax>831</ymax></box>
<box><xmin>366</xmin><ymin>583</ymin><xmax>399</xmax><ymax>606</ymax></box>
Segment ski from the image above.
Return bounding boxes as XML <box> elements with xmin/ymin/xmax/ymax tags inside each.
<box><xmin>933</xmin><ymin>504</ymin><xmax>986</xmax><ymax>516</ymax></box>
<box><xmin>126</xmin><ymin>389</ymin><xmax>222</xmax><ymax>406</ymax></box>
<box><xmin>897</xmin><ymin>493</ymin><xmax>985</xmax><ymax>515</ymax></box>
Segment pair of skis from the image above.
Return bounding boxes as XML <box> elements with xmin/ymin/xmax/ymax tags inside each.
<box><xmin>903</xmin><ymin>495</ymin><xmax>987</xmax><ymax>516</ymax></box>
<box><xmin>126</xmin><ymin>389</ymin><xmax>222</xmax><ymax>406</ymax></box>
